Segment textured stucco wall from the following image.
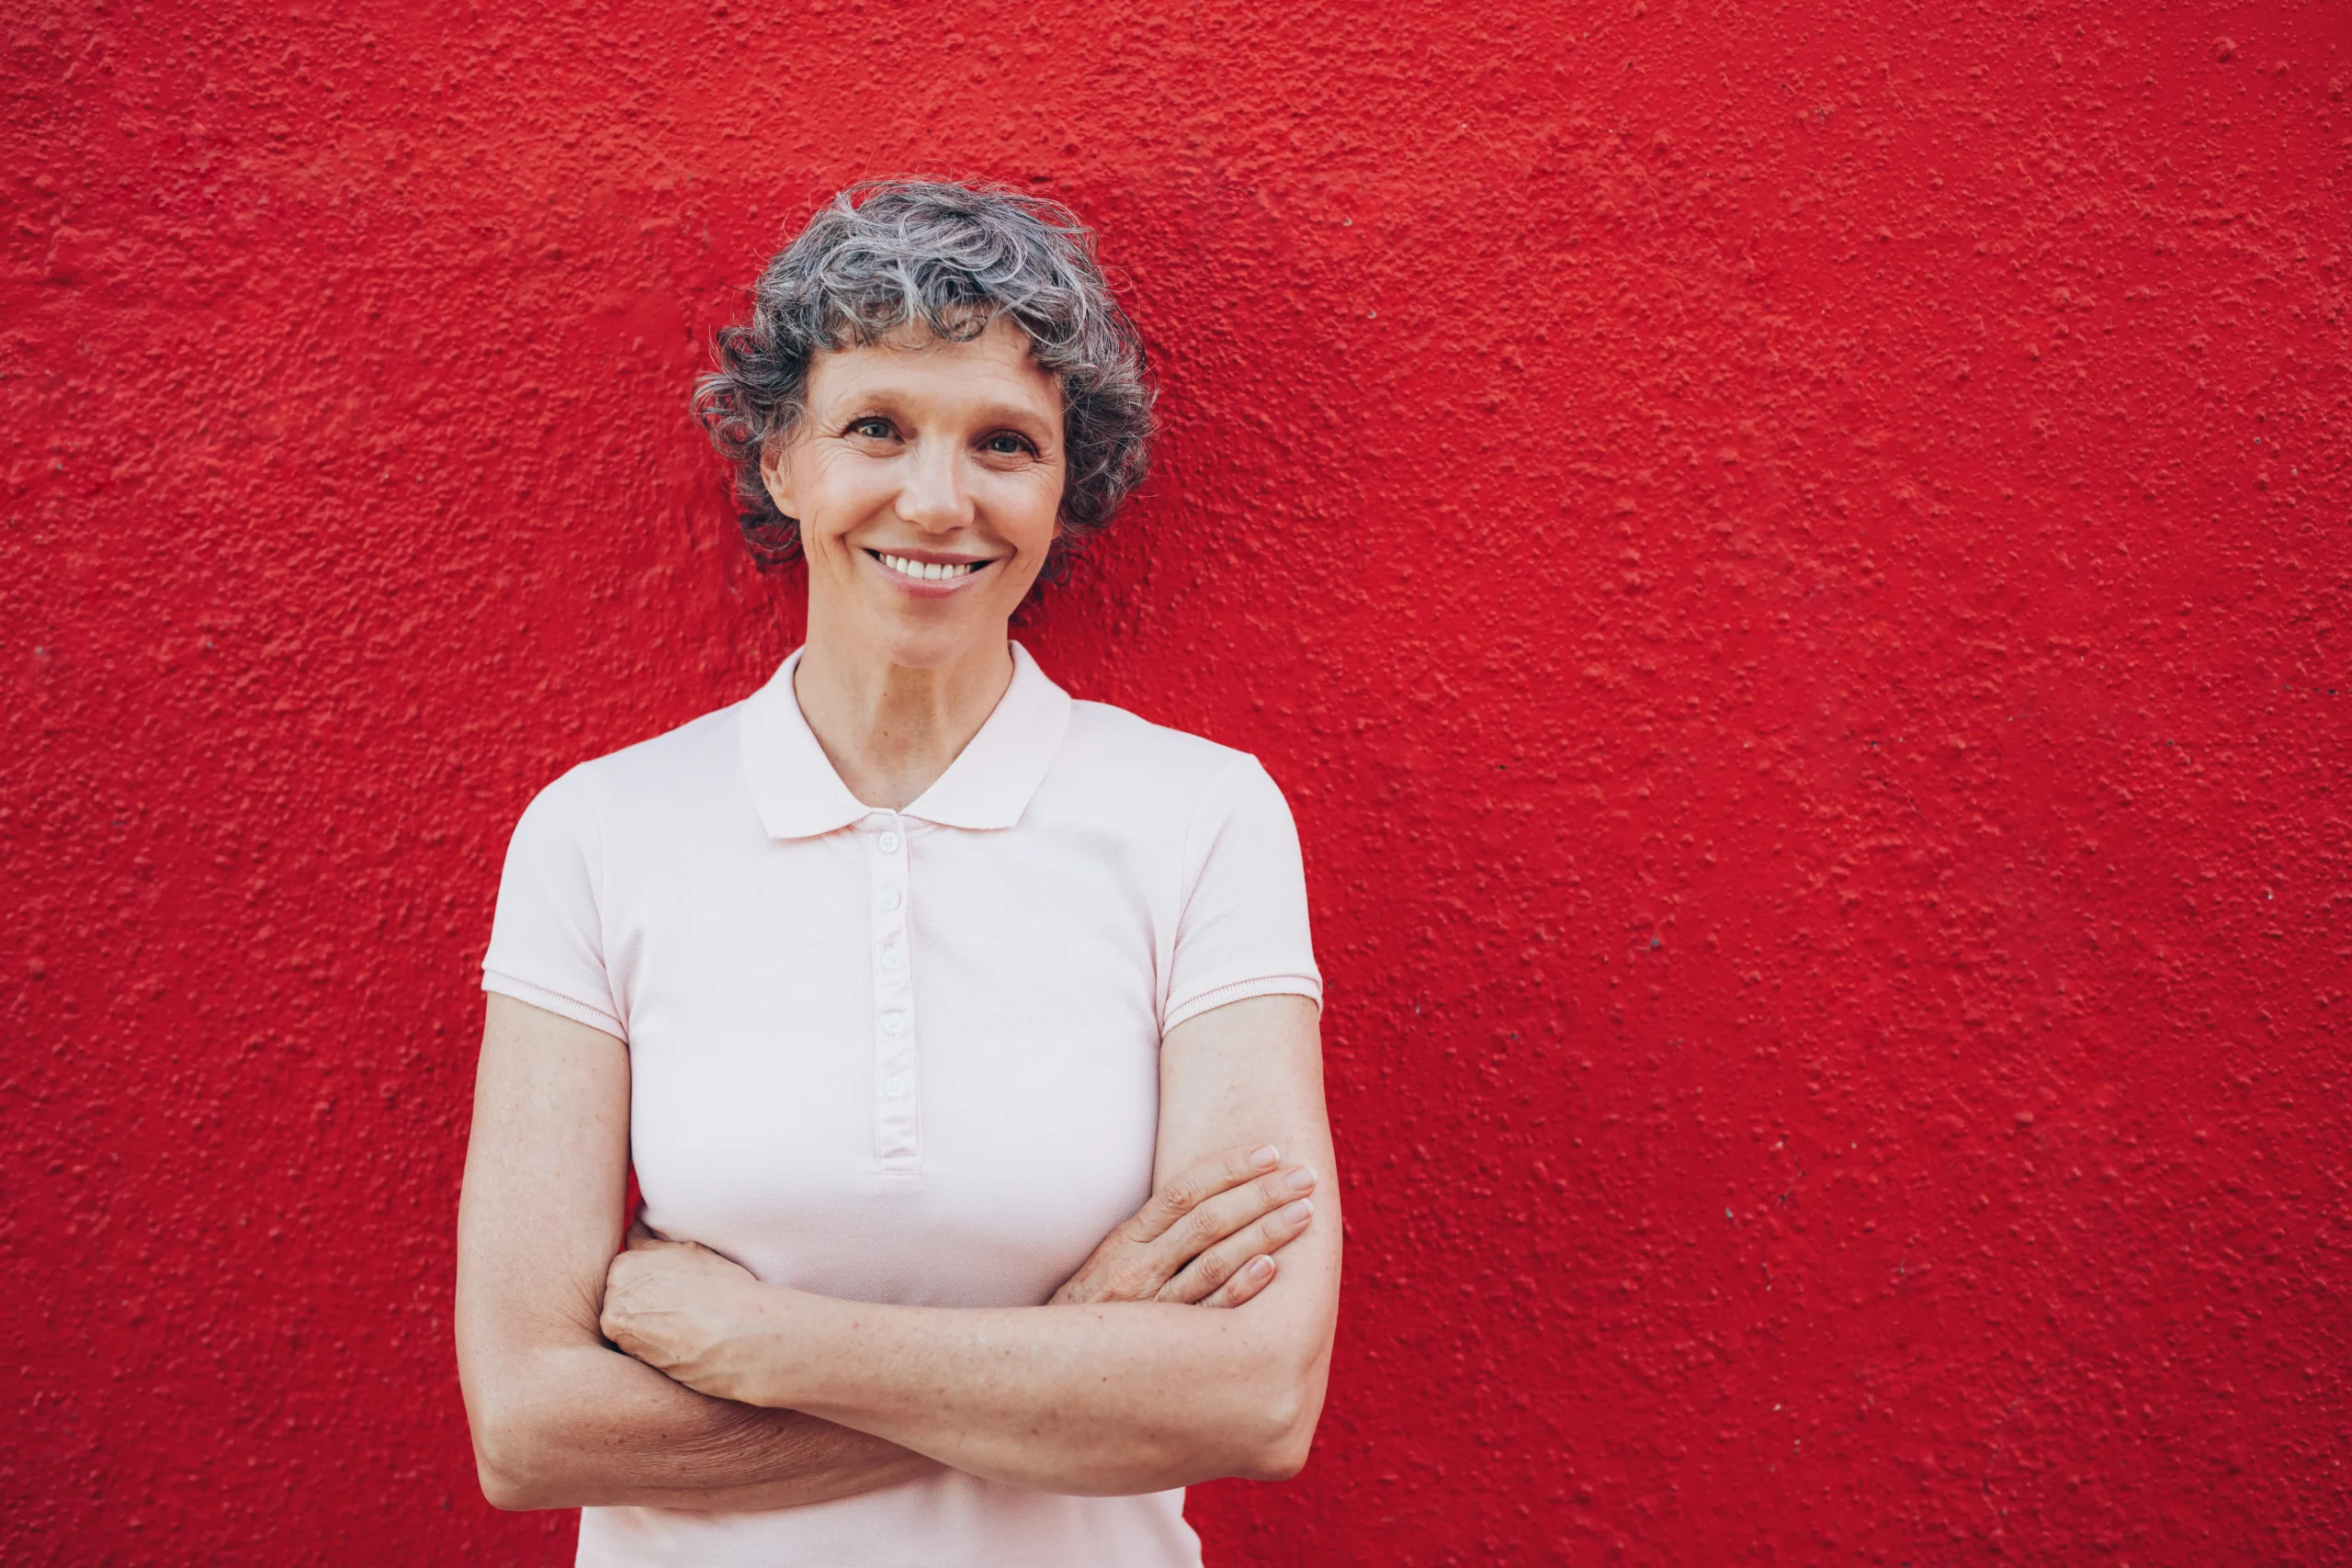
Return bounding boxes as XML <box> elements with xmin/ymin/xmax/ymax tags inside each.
<box><xmin>6</xmin><ymin>0</ymin><xmax>2348</xmax><ymax>1562</ymax></box>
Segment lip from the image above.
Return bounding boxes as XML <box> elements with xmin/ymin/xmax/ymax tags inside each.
<box><xmin>865</xmin><ymin>547</ymin><xmax>999</xmax><ymax>599</ymax></box>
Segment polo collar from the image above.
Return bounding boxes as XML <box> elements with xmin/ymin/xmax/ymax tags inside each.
<box><xmin>739</xmin><ymin>643</ymin><xmax>1073</xmax><ymax>840</ymax></box>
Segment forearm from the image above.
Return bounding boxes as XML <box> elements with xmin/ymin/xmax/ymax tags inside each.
<box><xmin>458</xmin><ymin>998</ymin><xmax>934</xmax><ymax>1511</ymax></box>
<box><xmin>626</xmin><ymin>994</ymin><xmax>1346</xmax><ymax>1497</ymax></box>
<box><xmin>712</xmin><ymin>1292</ymin><xmax>1328</xmax><ymax>1495</ymax></box>
<box><xmin>469</xmin><ymin>1339</ymin><xmax>937</xmax><ymax>1511</ymax></box>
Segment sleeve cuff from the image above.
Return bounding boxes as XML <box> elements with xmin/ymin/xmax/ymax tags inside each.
<box><xmin>481</xmin><ymin>971</ymin><xmax>627</xmax><ymax>1043</ymax></box>
<box><xmin>1163</xmin><ymin>975</ymin><xmax>1324</xmax><ymax>1035</ymax></box>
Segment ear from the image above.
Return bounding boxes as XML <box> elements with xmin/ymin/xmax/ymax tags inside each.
<box><xmin>759</xmin><ymin>436</ymin><xmax>799</xmax><ymax>523</ymax></box>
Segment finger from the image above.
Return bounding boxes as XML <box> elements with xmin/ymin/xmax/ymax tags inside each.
<box><xmin>1159</xmin><ymin>1192</ymin><xmax>1316</xmax><ymax>1304</ymax></box>
<box><xmin>1125</xmin><ymin>1143</ymin><xmax>1282</xmax><ymax>1244</ymax></box>
<box><xmin>1197</xmin><ymin>1254</ymin><xmax>1277</xmax><ymax>1309</ymax></box>
<box><xmin>1150</xmin><ymin>1163</ymin><xmax>1318</xmax><ymax>1275</ymax></box>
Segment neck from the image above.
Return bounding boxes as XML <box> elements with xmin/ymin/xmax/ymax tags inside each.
<box><xmin>791</xmin><ymin>621</ymin><xmax>1015</xmax><ymax>812</ymax></box>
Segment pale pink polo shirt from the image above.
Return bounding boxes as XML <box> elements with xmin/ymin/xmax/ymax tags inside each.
<box><xmin>481</xmin><ymin>643</ymin><xmax>1321</xmax><ymax>1567</ymax></box>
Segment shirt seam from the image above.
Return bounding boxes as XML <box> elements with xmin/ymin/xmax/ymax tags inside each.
<box><xmin>1165</xmin><ymin>974</ymin><xmax>1324</xmax><ymax>1034</ymax></box>
<box><xmin>581</xmin><ymin>760</ymin><xmax>618</xmax><ymax>1042</ymax></box>
<box><xmin>482</xmin><ymin>970</ymin><xmax>628</xmax><ymax>1040</ymax></box>
<box><xmin>1167</xmin><ymin>752</ymin><xmax>1253</xmax><ymax>1031</ymax></box>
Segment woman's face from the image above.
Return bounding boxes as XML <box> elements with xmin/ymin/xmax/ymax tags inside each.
<box><xmin>764</xmin><ymin>317</ymin><xmax>1066</xmax><ymax>670</ymax></box>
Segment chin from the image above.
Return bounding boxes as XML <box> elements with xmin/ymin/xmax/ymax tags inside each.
<box><xmin>871</xmin><ymin>610</ymin><xmax>1007</xmax><ymax>670</ymax></box>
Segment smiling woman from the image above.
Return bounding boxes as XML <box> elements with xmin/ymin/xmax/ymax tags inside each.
<box><xmin>454</xmin><ymin>181</ymin><xmax>1340</xmax><ymax>1567</ymax></box>
<box><xmin>767</xmin><ymin>317</ymin><xmax>1070</xmax><ymax>769</ymax></box>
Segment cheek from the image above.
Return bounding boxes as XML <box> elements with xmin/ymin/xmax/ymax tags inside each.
<box><xmin>1004</xmin><ymin>468</ymin><xmax>1067</xmax><ymax>551</ymax></box>
<box><xmin>793</xmin><ymin>452</ymin><xmax>888</xmax><ymax>536</ymax></box>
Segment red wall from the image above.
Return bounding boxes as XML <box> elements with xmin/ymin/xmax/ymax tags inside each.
<box><xmin>7</xmin><ymin>1</ymin><xmax>2348</xmax><ymax>1561</ymax></box>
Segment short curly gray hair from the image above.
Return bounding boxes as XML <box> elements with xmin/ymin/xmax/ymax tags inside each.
<box><xmin>692</xmin><ymin>179</ymin><xmax>1155</xmax><ymax>582</ymax></box>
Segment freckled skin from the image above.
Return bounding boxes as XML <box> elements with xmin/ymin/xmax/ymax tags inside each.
<box><xmin>768</xmin><ymin>317</ymin><xmax>1068</xmax><ymax>681</ymax></box>
<box><xmin>10</xmin><ymin>1</ymin><xmax>2350</xmax><ymax>1562</ymax></box>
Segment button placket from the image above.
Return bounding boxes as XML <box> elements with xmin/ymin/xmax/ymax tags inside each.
<box><xmin>867</xmin><ymin>814</ymin><xmax>920</xmax><ymax>1168</ymax></box>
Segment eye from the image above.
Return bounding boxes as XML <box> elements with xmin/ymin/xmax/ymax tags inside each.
<box><xmin>981</xmin><ymin>431</ymin><xmax>1038</xmax><ymax>457</ymax></box>
<box><xmin>847</xmin><ymin>416</ymin><xmax>897</xmax><ymax>440</ymax></box>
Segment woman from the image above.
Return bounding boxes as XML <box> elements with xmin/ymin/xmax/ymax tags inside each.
<box><xmin>455</xmin><ymin>180</ymin><xmax>1340</xmax><ymax>1565</ymax></box>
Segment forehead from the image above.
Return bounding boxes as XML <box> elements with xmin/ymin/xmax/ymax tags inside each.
<box><xmin>806</xmin><ymin>317</ymin><xmax>1060</xmax><ymax>416</ymax></box>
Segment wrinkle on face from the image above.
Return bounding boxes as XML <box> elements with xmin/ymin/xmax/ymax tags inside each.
<box><xmin>763</xmin><ymin>318</ymin><xmax>1066</xmax><ymax>673</ymax></box>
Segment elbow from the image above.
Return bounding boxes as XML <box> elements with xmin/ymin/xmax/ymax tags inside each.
<box><xmin>1227</xmin><ymin>1356</ymin><xmax>1326</xmax><ymax>1483</ymax></box>
<box><xmin>477</xmin><ymin>1460</ymin><xmax>544</xmax><ymax>1514</ymax></box>
<box><xmin>473</xmin><ymin>1427</ymin><xmax>552</xmax><ymax>1512</ymax></box>
<box><xmin>467</xmin><ymin>1391</ymin><xmax>575</xmax><ymax>1512</ymax></box>
<box><xmin>1234</xmin><ymin>1395</ymin><xmax>1317</xmax><ymax>1482</ymax></box>
<box><xmin>475</xmin><ymin>1438</ymin><xmax>576</xmax><ymax>1513</ymax></box>
<box><xmin>1109</xmin><ymin>1347</ymin><xmax>1325</xmax><ymax>1492</ymax></box>
<box><xmin>1238</xmin><ymin>1430</ymin><xmax>1313</xmax><ymax>1483</ymax></box>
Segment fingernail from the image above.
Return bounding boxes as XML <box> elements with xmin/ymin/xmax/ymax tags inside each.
<box><xmin>1285</xmin><ymin>1166</ymin><xmax>1317</xmax><ymax>1192</ymax></box>
<box><xmin>1282</xmin><ymin>1198</ymin><xmax>1314</xmax><ymax>1224</ymax></box>
<box><xmin>1250</xmin><ymin>1145</ymin><xmax>1280</xmax><ymax>1169</ymax></box>
<box><xmin>1248</xmin><ymin>1256</ymin><xmax>1274</xmax><ymax>1280</ymax></box>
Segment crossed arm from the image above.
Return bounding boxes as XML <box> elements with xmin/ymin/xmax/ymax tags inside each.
<box><xmin>454</xmin><ymin>991</ymin><xmax>1340</xmax><ymax>1509</ymax></box>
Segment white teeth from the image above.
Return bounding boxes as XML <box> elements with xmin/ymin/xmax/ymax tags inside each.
<box><xmin>879</xmin><ymin>553</ymin><xmax>978</xmax><ymax>581</ymax></box>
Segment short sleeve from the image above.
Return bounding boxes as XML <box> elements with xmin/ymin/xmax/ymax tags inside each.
<box><xmin>1162</xmin><ymin>756</ymin><xmax>1323</xmax><ymax>1033</ymax></box>
<box><xmin>481</xmin><ymin>765</ymin><xmax>627</xmax><ymax>1040</ymax></box>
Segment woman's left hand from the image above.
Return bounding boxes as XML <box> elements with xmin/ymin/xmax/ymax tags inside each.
<box><xmin>600</xmin><ymin>1223</ymin><xmax>769</xmax><ymax>1401</ymax></box>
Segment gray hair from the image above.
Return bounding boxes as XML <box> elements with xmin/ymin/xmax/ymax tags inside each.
<box><xmin>692</xmin><ymin>179</ymin><xmax>1156</xmax><ymax>582</ymax></box>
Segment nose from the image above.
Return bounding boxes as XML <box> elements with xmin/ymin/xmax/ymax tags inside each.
<box><xmin>895</xmin><ymin>436</ymin><xmax>973</xmax><ymax>534</ymax></box>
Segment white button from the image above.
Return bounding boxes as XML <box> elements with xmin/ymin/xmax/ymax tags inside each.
<box><xmin>881</xmin><ymin>1013</ymin><xmax>906</xmax><ymax>1036</ymax></box>
<box><xmin>883</xmin><ymin>1076</ymin><xmax>908</xmax><ymax>1099</ymax></box>
<box><xmin>879</xmin><ymin>949</ymin><xmax>904</xmax><ymax>971</ymax></box>
<box><xmin>877</xmin><ymin>830</ymin><xmax>902</xmax><ymax>854</ymax></box>
<box><xmin>877</xmin><ymin>886</ymin><xmax>901</xmax><ymax>912</ymax></box>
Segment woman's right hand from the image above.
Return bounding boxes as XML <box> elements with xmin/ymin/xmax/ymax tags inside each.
<box><xmin>1050</xmin><ymin>1144</ymin><xmax>1318</xmax><ymax>1310</ymax></box>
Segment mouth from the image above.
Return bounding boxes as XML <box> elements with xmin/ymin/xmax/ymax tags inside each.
<box><xmin>867</xmin><ymin>549</ymin><xmax>994</xmax><ymax>588</ymax></box>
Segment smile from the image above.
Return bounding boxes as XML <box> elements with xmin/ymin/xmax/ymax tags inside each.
<box><xmin>872</xmin><ymin>551</ymin><xmax>989</xmax><ymax>583</ymax></box>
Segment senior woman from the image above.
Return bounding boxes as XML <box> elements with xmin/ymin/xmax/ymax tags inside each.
<box><xmin>454</xmin><ymin>180</ymin><xmax>1340</xmax><ymax>1565</ymax></box>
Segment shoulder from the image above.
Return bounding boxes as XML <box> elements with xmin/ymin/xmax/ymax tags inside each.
<box><xmin>1051</xmin><ymin>699</ymin><xmax>1293</xmax><ymax>829</ymax></box>
<box><xmin>513</xmin><ymin>703</ymin><xmax>745</xmax><ymax>832</ymax></box>
<box><xmin>1062</xmin><ymin>698</ymin><xmax>1261</xmax><ymax>783</ymax></box>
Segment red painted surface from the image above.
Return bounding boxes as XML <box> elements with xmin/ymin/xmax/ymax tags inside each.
<box><xmin>7</xmin><ymin>1</ymin><xmax>2348</xmax><ymax>1562</ymax></box>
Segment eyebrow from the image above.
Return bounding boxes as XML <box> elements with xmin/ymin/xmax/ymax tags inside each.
<box><xmin>821</xmin><ymin>387</ymin><xmax>1058</xmax><ymax>433</ymax></box>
